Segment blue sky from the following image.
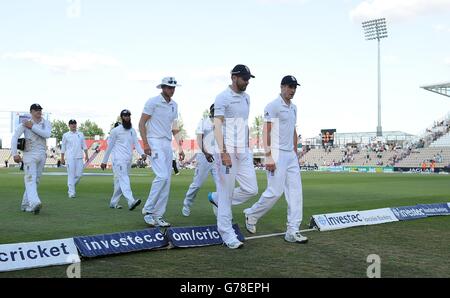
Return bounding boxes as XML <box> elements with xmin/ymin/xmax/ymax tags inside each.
<box><xmin>1</xmin><ymin>0</ymin><xmax>449</xmax><ymax>140</ymax></box>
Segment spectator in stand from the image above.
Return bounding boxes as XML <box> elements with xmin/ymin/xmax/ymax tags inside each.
<box><xmin>437</xmin><ymin>152</ymin><xmax>443</xmax><ymax>163</ymax></box>
<box><xmin>430</xmin><ymin>160</ymin><xmax>436</xmax><ymax>173</ymax></box>
<box><xmin>421</xmin><ymin>161</ymin><xmax>427</xmax><ymax>171</ymax></box>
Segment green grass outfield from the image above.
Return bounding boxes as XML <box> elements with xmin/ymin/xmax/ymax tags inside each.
<box><xmin>0</xmin><ymin>167</ymin><xmax>449</xmax><ymax>278</ymax></box>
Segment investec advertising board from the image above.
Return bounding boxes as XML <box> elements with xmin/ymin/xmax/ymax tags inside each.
<box><xmin>359</xmin><ymin>208</ymin><xmax>398</xmax><ymax>225</ymax></box>
<box><xmin>167</xmin><ymin>224</ymin><xmax>245</xmax><ymax>248</ymax></box>
<box><xmin>74</xmin><ymin>228</ymin><xmax>168</xmax><ymax>258</ymax></box>
<box><xmin>311</xmin><ymin>203</ymin><xmax>449</xmax><ymax>231</ymax></box>
<box><xmin>311</xmin><ymin>211</ymin><xmax>365</xmax><ymax>231</ymax></box>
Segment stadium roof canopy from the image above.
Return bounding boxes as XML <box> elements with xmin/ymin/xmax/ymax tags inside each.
<box><xmin>333</xmin><ymin>131</ymin><xmax>415</xmax><ymax>146</ymax></box>
<box><xmin>421</xmin><ymin>82</ymin><xmax>450</xmax><ymax>97</ymax></box>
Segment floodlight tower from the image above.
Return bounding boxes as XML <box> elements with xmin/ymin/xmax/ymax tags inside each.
<box><xmin>362</xmin><ymin>18</ymin><xmax>388</xmax><ymax>137</ymax></box>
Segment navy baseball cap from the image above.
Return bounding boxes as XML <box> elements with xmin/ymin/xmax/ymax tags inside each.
<box><xmin>231</xmin><ymin>64</ymin><xmax>255</xmax><ymax>80</ymax></box>
<box><xmin>281</xmin><ymin>75</ymin><xmax>301</xmax><ymax>86</ymax></box>
<box><xmin>30</xmin><ymin>103</ymin><xmax>43</xmax><ymax>111</ymax></box>
<box><xmin>120</xmin><ymin>109</ymin><xmax>131</xmax><ymax>116</ymax></box>
<box><xmin>68</xmin><ymin>119</ymin><xmax>77</xmax><ymax>124</ymax></box>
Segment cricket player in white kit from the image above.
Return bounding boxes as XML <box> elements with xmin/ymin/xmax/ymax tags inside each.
<box><xmin>139</xmin><ymin>77</ymin><xmax>185</xmax><ymax>227</ymax></box>
<box><xmin>61</xmin><ymin>119</ymin><xmax>89</xmax><ymax>198</ymax></box>
<box><xmin>101</xmin><ymin>109</ymin><xmax>144</xmax><ymax>211</ymax></box>
<box><xmin>244</xmin><ymin>75</ymin><xmax>308</xmax><ymax>244</ymax></box>
<box><xmin>181</xmin><ymin>104</ymin><xmax>218</xmax><ymax>217</ymax></box>
<box><xmin>212</xmin><ymin>65</ymin><xmax>259</xmax><ymax>249</ymax></box>
<box><xmin>11</xmin><ymin>103</ymin><xmax>52</xmax><ymax>214</ymax></box>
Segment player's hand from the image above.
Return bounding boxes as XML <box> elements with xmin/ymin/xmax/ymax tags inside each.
<box><xmin>204</xmin><ymin>152</ymin><xmax>214</xmax><ymax>163</ymax></box>
<box><xmin>143</xmin><ymin>144</ymin><xmax>152</xmax><ymax>156</ymax></box>
<box><xmin>61</xmin><ymin>157</ymin><xmax>65</xmax><ymax>165</ymax></box>
<box><xmin>24</xmin><ymin>120</ymin><xmax>33</xmax><ymax>129</ymax></box>
<box><xmin>13</xmin><ymin>155</ymin><xmax>21</xmax><ymax>163</ymax></box>
<box><xmin>85</xmin><ymin>156</ymin><xmax>89</xmax><ymax>163</ymax></box>
<box><xmin>179</xmin><ymin>150</ymin><xmax>185</xmax><ymax>162</ymax></box>
<box><xmin>100</xmin><ymin>163</ymin><xmax>107</xmax><ymax>170</ymax></box>
<box><xmin>141</xmin><ymin>154</ymin><xmax>147</xmax><ymax>161</ymax></box>
<box><xmin>265</xmin><ymin>155</ymin><xmax>276</xmax><ymax>173</ymax></box>
<box><xmin>221</xmin><ymin>152</ymin><xmax>232</xmax><ymax>168</ymax></box>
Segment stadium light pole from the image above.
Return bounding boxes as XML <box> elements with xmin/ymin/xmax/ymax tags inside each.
<box><xmin>362</xmin><ymin>18</ymin><xmax>388</xmax><ymax>137</ymax></box>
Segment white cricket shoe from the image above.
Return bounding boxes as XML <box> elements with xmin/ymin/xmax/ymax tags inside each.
<box><xmin>245</xmin><ymin>215</ymin><xmax>256</xmax><ymax>234</ymax></box>
<box><xmin>225</xmin><ymin>240</ymin><xmax>244</xmax><ymax>249</ymax></box>
<box><xmin>154</xmin><ymin>217</ymin><xmax>171</xmax><ymax>227</ymax></box>
<box><xmin>144</xmin><ymin>214</ymin><xmax>156</xmax><ymax>226</ymax></box>
<box><xmin>182</xmin><ymin>205</ymin><xmax>190</xmax><ymax>217</ymax></box>
<box><xmin>31</xmin><ymin>203</ymin><xmax>42</xmax><ymax>215</ymax></box>
<box><xmin>21</xmin><ymin>203</ymin><xmax>29</xmax><ymax>212</ymax></box>
<box><xmin>284</xmin><ymin>231</ymin><xmax>308</xmax><ymax>244</ymax></box>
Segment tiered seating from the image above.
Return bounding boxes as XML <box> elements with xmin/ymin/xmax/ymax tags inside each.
<box><xmin>90</xmin><ymin>150</ymin><xmax>106</xmax><ymax>165</ymax></box>
<box><xmin>345</xmin><ymin>149</ymin><xmax>400</xmax><ymax>167</ymax></box>
<box><xmin>0</xmin><ymin>149</ymin><xmax>12</xmax><ymax>167</ymax></box>
<box><xmin>299</xmin><ymin>148</ymin><xmax>345</xmax><ymax>166</ymax></box>
<box><xmin>395</xmin><ymin>147</ymin><xmax>450</xmax><ymax>168</ymax></box>
<box><xmin>430</xmin><ymin>132</ymin><xmax>450</xmax><ymax>147</ymax></box>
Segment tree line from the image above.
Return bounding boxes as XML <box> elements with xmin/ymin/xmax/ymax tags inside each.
<box><xmin>51</xmin><ymin>115</ymin><xmax>263</xmax><ymax>146</ymax></box>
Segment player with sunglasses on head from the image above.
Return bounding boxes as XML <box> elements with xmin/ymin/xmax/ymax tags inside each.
<box><xmin>139</xmin><ymin>77</ymin><xmax>185</xmax><ymax>227</ymax></box>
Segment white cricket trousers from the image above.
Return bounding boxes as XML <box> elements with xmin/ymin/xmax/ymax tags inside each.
<box><xmin>214</xmin><ymin>149</ymin><xmax>258</xmax><ymax>244</ymax></box>
<box><xmin>142</xmin><ymin>138</ymin><xmax>173</xmax><ymax>217</ymax></box>
<box><xmin>66</xmin><ymin>158</ymin><xmax>84</xmax><ymax>196</ymax></box>
<box><xmin>183</xmin><ymin>153</ymin><xmax>218</xmax><ymax>208</ymax></box>
<box><xmin>244</xmin><ymin>150</ymin><xmax>303</xmax><ymax>234</ymax></box>
<box><xmin>21</xmin><ymin>153</ymin><xmax>46</xmax><ymax>210</ymax></box>
<box><xmin>110</xmin><ymin>160</ymin><xmax>136</xmax><ymax>208</ymax></box>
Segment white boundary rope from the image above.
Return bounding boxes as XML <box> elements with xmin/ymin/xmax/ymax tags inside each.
<box><xmin>245</xmin><ymin>228</ymin><xmax>317</xmax><ymax>240</ymax></box>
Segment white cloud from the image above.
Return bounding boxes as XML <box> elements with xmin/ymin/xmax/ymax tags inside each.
<box><xmin>445</xmin><ymin>57</ymin><xmax>450</xmax><ymax>66</ymax></box>
<box><xmin>127</xmin><ymin>66</ymin><xmax>229</xmax><ymax>84</ymax></box>
<box><xmin>350</xmin><ymin>0</ymin><xmax>450</xmax><ymax>23</ymax></box>
<box><xmin>255</xmin><ymin>0</ymin><xmax>309</xmax><ymax>4</ymax></box>
<box><xmin>126</xmin><ymin>71</ymin><xmax>161</xmax><ymax>83</ymax></box>
<box><xmin>2</xmin><ymin>51</ymin><xmax>120</xmax><ymax>73</ymax></box>
<box><xmin>434</xmin><ymin>24</ymin><xmax>450</xmax><ymax>32</ymax></box>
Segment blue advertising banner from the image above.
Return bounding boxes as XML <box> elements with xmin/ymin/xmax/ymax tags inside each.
<box><xmin>74</xmin><ymin>228</ymin><xmax>168</xmax><ymax>258</ymax></box>
<box><xmin>390</xmin><ymin>205</ymin><xmax>427</xmax><ymax>221</ymax></box>
<box><xmin>417</xmin><ymin>203</ymin><xmax>450</xmax><ymax>216</ymax></box>
<box><xmin>166</xmin><ymin>224</ymin><xmax>245</xmax><ymax>248</ymax></box>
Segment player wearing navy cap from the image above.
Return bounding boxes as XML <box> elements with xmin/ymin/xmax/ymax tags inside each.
<box><xmin>244</xmin><ymin>75</ymin><xmax>308</xmax><ymax>244</ymax></box>
<box><xmin>11</xmin><ymin>103</ymin><xmax>52</xmax><ymax>214</ymax></box>
<box><xmin>61</xmin><ymin>119</ymin><xmax>89</xmax><ymax>198</ymax></box>
<box><xmin>210</xmin><ymin>65</ymin><xmax>259</xmax><ymax>249</ymax></box>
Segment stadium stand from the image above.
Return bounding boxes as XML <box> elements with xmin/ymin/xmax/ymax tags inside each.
<box><xmin>430</xmin><ymin>132</ymin><xmax>450</xmax><ymax>147</ymax></box>
<box><xmin>0</xmin><ymin>149</ymin><xmax>12</xmax><ymax>167</ymax></box>
<box><xmin>395</xmin><ymin>147</ymin><xmax>450</xmax><ymax>168</ymax></box>
<box><xmin>299</xmin><ymin>147</ymin><xmax>345</xmax><ymax>167</ymax></box>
